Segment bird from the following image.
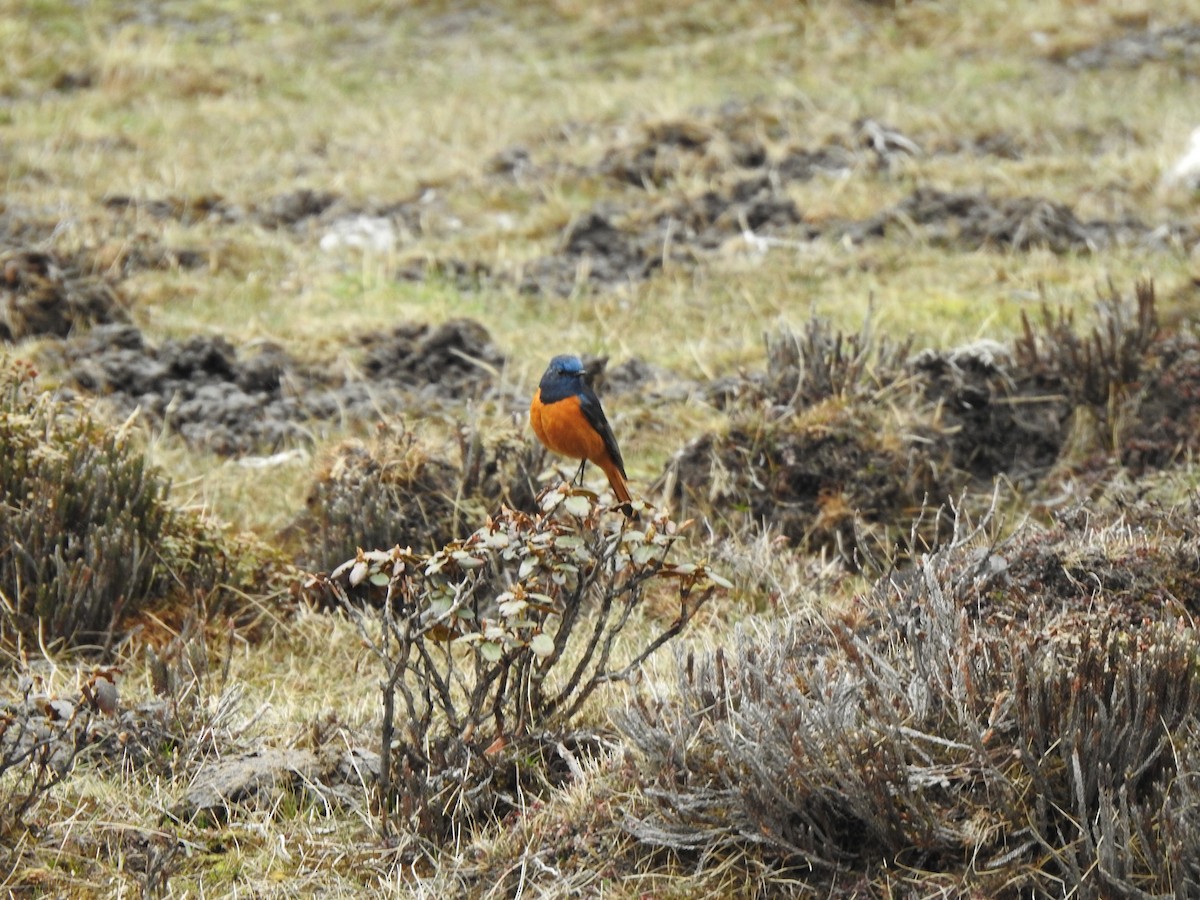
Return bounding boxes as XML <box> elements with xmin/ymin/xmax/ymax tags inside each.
<box><xmin>530</xmin><ymin>354</ymin><xmax>632</xmax><ymax>510</ymax></box>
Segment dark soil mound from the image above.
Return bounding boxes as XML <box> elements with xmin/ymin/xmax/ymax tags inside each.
<box><xmin>841</xmin><ymin>188</ymin><xmax>1184</xmax><ymax>252</ymax></box>
<box><xmin>518</xmin><ymin>212</ymin><xmax>660</xmax><ymax>295</ymax></box>
<box><xmin>666</xmin><ymin>412</ymin><xmax>953</xmax><ymax>568</ymax></box>
<box><xmin>60</xmin><ymin>318</ymin><xmax>507</xmax><ymax>456</ymax></box>
<box><xmin>661</xmin><ymin>282</ymin><xmax>1200</xmax><ymax>562</ymax></box>
<box><xmin>912</xmin><ymin>341</ymin><xmax>1069</xmax><ymax>484</ymax></box>
<box><xmin>358</xmin><ymin>318</ymin><xmax>505</xmax><ymax>400</ymax></box>
<box><xmin>65</xmin><ymin>325</ymin><xmax>309</xmax><ymax>454</ymax></box>
<box><xmin>1</xmin><ymin>249</ymin><xmax>128</xmax><ymax>342</ymax></box>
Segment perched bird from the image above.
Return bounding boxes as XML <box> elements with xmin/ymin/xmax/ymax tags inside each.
<box><xmin>530</xmin><ymin>354</ymin><xmax>632</xmax><ymax>509</ymax></box>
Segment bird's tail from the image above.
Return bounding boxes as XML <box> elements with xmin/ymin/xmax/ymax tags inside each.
<box><xmin>598</xmin><ymin>458</ymin><xmax>634</xmax><ymax>514</ymax></box>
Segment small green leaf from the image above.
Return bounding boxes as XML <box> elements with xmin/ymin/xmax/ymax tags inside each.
<box><xmin>480</xmin><ymin>641</ymin><xmax>503</xmax><ymax>662</ymax></box>
<box><xmin>518</xmin><ymin>557</ymin><xmax>538</xmax><ymax>579</ymax></box>
<box><xmin>369</xmin><ymin>572</ymin><xmax>391</xmax><ymax>587</ymax></box>
<box><xmin>708</xmin><ymin>571</ymin><xmax>734</xmax><ymax>589</ymax></box>
<box><xmin>348</xmin><ymin>560</ymin><xmax>369</xmax><ymax>587</ymax></box>
<box><xmin>498</xmin><ymin>597</ymin><xmax>527</xmax><ymax>618</ymax></box>
<box><xmin>562</xmin><ymin>494</ymin><xmax>592</xmax><ymax>517</ymax></box>
<box><xmin>530</xmin><ymin>633</ymin><xmax>554</xmax><ymax>658</ymax></box>
<box><xmin>632</xmin><ymin>544</ymin><xmax>660</xmax><ymax>565</ymax></box>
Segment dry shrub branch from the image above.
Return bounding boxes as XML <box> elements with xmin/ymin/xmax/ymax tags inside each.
<box><xmin>763</xmin><ymin>310</ymin><xmax>914</xmax><ymax>413</ymax></box>
<box><xmin>312</xmin><ymin>487</ymin><xmax>723</xmax><ymax>846</ymax></box>
<box><xmin>0</xmin><ymin>675</ymin><xmax>93</xmax><ymax>840</ymax></box>
<box><xmin>1014</xmin><ymin>279</ymin><xmax>1158</xmax><ymax>412</ymax></box>
<box><xmin>620</xmin><ymin>504</ymin><xmax>1200</xmax><ymax>896</ymax></box>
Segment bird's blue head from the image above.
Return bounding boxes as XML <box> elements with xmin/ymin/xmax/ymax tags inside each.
<box><xmin>548</xmin><ymin>354</ymin><xmax>584</xmax><ymax>377</ymax></box>
<box><xmin>538</xmin><ymin>354</ymin><xmax>587</xmax><ymax>400</ymax></box>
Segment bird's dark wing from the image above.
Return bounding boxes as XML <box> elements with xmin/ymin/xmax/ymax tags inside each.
<box><xmin>578</xmin><ymin>387</ymin><xmax>626</xmax><ymax>478</ymax></box>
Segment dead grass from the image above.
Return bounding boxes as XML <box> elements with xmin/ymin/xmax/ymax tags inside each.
<box><xmin>5</xmin><ymin>0</ymin><xmax>1200</xmax><ymax>895</ymax></box>
<box><xmin>7</xmin><ymin>0</ymin><xmax>1195</xmax><ymax>378</ymax></box>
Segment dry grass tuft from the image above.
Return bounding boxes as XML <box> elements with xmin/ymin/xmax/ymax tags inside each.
<box><xmin>287</xmin><ymin>419</ymin><xmax>544</xmax><ymax>571</ymax></box>
<box><xmin>620</xmin><ymin>503</ymin><xmax>1200</xmax><ymax>895</ymax></box>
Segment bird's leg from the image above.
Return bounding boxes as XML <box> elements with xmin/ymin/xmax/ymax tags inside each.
<box><xmin>573</xmin><ymin>458</ymin><xmax>587</xmax><ymax>486</ymax></box>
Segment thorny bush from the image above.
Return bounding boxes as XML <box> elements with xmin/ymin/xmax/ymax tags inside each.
<box><xmin>314</xmin><ymin>486</ymin><xmax>724</xmax><ymax>845</ymax></box>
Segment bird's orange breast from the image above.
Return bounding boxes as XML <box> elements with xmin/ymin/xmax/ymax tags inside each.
<box><xmin>530</xmin><ymin>390</ymin><xmax>608</xmax><ymax>464</ymax></box>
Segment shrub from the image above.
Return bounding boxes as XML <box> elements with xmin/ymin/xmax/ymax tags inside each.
<box><xmin>0</xmin><ymin>673</ymin><xmax>93</xmax><ymax>840</ymax></box>
<box><xmin>0</xmin><ymin>360</ymin><xmax>175</xmax><ymax>651</ymax></box>
<box><xmin>0</xmin><ymin>359</ymin><xmax>262</xmax><ymax>655</ymax></box>
<box><xmin>763</xmin><ymin>311</ymin><xmax>912</xmax><ymax>412</ymax></box>
<box><xmin>310</xmin><ymin>487</ymin><xmax>723</xmax><ymax>845</ymax></box>
<box><xmin>290</xmin><ymin>422</ymin><xmax>544</xmax><ymax>571</ymax></box>
<box><xmin>619</xmin><ymin>511</ymin><xmax>1200</xmax><ymax>896</ymax></box>
<box><xmin>1013</xmin><ymin>279</ymin><xmax>1158</xmax><ymax>413</ymax></box>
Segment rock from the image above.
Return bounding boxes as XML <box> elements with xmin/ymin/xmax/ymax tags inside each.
<box><xmin>176</xmin><ymin>745</ymin><xmax>379</xmax><ymax>821</ymax></box>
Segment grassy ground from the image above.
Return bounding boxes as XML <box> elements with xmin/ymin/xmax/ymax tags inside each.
<box><xmin>4</xmin><ymin>0</ymin><xmax>1200</xmax><ymax>896</ymax></box>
